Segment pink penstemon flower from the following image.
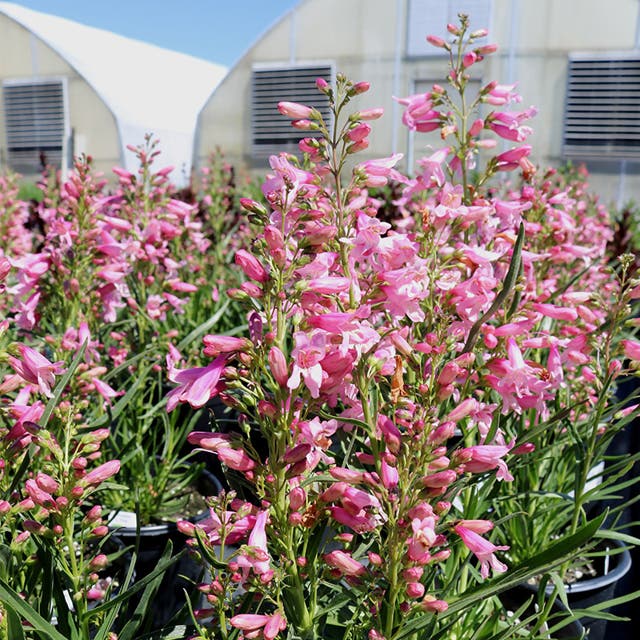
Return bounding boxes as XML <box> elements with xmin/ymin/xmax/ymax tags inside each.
<box><xmin>166</xmin><ymin>354</ymin><xmax>227</xmax><ymax>411</ymax></box>
<box><xmin>454</xmin><ymin>523</ymin><xmax>510</xmax><ymax>579</ymax></box>
<box><xmin>8</xmin><ymin>344</ymin><xmax>65</xmax><ymax>398</ymax></box>
<box><xmin>230</xmin><ymin>612</ymin><xmax>287</xmax><ymax>640</ymax></box>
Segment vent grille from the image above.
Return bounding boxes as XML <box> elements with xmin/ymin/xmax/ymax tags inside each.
<box><xmin>563</xmin><ymin>57</ymin><xmax>640</xmax><ymax>160</ymax></box>
<box><xmin>3</xmin><ymin>80</ymin><xmax>66</xmax><ymax>173</ymax></box>
<box><xmin>251</xmin><ymin>65</ymin><xmax>333</xmax><ymax>159</ymax></box>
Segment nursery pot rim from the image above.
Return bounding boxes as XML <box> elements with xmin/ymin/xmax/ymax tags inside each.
<box><xmin>107</xmin><ymin>468</ymin><xmax>223</xmax><ymax>537</ymax></box>
<box><xmin>559</xmin><ymin>537</ymin><xmax>632</xmax><ymax>594</ymax></box>
<box><xmin>527</xmin><ymin>537</ymin><xmax>632</xmax><ymax>596</ymax></box>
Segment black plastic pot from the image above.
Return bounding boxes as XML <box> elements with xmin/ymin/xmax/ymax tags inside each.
<box><xmin>503</xmin><ymin>538</ymin><xmax>632</xmax><ymax>640</ymax></box>
<box><xmin>556</xmin><ymin>538</ymin><xmax>632</xmax><ymax>640</ymax></box>
<box><xmin>500</xmin><ymin>585</ymin><xmax>585</xmax><ymax>639</ymax></box>
<box><xmin>107</xmin><ymin>469</ymin><xmax>223</xmax><ymax>628</ymax></box>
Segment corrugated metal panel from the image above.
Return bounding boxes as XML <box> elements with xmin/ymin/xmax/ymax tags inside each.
<box><xmin>563</xmin><ymin>57</ymin><xmax>640</xmax><ymax>160</ymax></box>
<box><xmin>251</xmin><ymin>65</ymin><xmax>333</xmax><ymax>159</ymax></box>
<box><xmin>407</xmin><ymin>0</ymin><xmax>491</xmax><ymax>58</ymax></box>
<box><xmin>3</xmin><ymin>80</ymin><xmax>65</xmax><ymax>172</ymax></box>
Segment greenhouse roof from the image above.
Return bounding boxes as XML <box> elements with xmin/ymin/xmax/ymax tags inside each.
<box><xmin>0</xmin><ymin>2</ymin><xmax>227</xmax><ymax>183</ymax></box>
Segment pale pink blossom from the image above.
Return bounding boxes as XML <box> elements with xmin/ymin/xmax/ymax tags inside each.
<box><xmin>324</xmin><ymin>550</ymin><xmax>367</xmax><ymax>576</ymax></box>
<box><xmin>9</xmin><ymin>345</ymin><xmax>65</xmax><ymax>398</ymax></box>
<box><xmin>166</xmin><ymin>355</ymin><xmax>226</xmax><ymax>411</ymax></box>
<box><xmin>454</xmin><ymin>523</ymin><xmax>509</xmax><ymax>579</ymax></box>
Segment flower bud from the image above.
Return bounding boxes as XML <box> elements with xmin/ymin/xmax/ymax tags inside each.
<box><xmin>239</xmin><ymin>198</ymin><xmax>267</xmax><ymax>216</ymax></box>
<box><xmin>268</xmin><ymin>346</ymin><xmax>289</xmax><ymax>387</ymax></box>
<box><xmin>278</xmin><ymin>101</ymin><xmax>313</xmax><ymax>119</ymax></box>
<box><xmin>407</xmin><ymin>582</ymin><xmax>425</xmax><ymax>598</ymax></box>
<box><xmin>352</xmin><ymin>81</ymin><xmax>370</xmax><ymax>95</ymax></box>
<box><xmin>235</xmin><ymin>250</ymin><xmax>268</xmax><ymax>283</ymax></box>
<box><xmin>356</xmin><ymin>107</ymin><xmax>384</xmax><ymax>121</ymax></box>
<box><xmin>427</xmin><ymin>34</ymin><xmax>447</xmax><ymax>48</ymax></box>
<box><xmin>90</xmin><ymin>554</ymin><xmax>109</xmax><ymax>570</ymax></box>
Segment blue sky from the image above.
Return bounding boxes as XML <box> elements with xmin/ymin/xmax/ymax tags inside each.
<box><xmin>9</xmin><ymin>1</ymin><xmax>300</xmax><ymax>67</ymax></box>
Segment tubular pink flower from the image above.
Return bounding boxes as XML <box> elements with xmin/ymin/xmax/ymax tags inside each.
<box><xmin>324</xmin><ymin>549</ymin><xmax>367</xmax><ymax>576</ymax></box>
<box><xmin>217</xmin><ymin>446</ymin><xmax>256</xmax><ymax>472</ymax></box>
<box><xmin>0</xmin><ymin>257</ymin><xmax>10</xmax><ymax>281</ymax></box>
<box><xmin>230</xmin><ymin>614</ymin><xmax>271</xmax><ymax>631</ymax></box>
<box><xmin>380</xmin><ymin>459</ymin><xmax>399</xmax><ymax>489</ymax></box>
<box><xmin>235</xmin><ymin>249</ymin><xmax>268</xmax><ymax>283</ymax></box>
<box><xmin>187</xmin><ymin>431</ymin><xmax>232</xmax><ymax>450</ymax></box>
<box><xmin>230</xmin><ymin>613</ymin><xmax>287</xmax><ymax>639</ymax></box>
<box><xmin>278</xmin><ymin>101</ymin><xmax>313</xmax><ymax>119</ymax></box>
<box><xmin>461</xmin><ymin>444</ymin><xmax>513</xmax><ymax>481</ymax></box>
<box><xmin>421</xmin><ymin>596</ymin><xmax>449</xmax><ymax>613</ymax></box>
<box><xmin>444</xmin><ymin>398</ymin><xmax>478</xmax><ymax>423</ymax></box>
<box><xmin>25</xmin><ymin>479</ymin><xmax>56</xmax><ymax>509</ymax></box>
<box><xmin>422</xmin><ymin>469</ymin><xmax>457</xmax><ymax>488</ymax></box>
<box><xmin>268</xmin><ymin>346</ymin><xmax>289</xmax><ymax>386</ymax></box>
<box><xmin>426</xmin><ymin>34</ymin><xmax>447</xmax><ymax>48</ymax></box>
<box><xmin>82</xmin><ymin>460</ymin><xmax>121</xmax><ymax>486</ymax></box>
<box><xmin>347</xmin><ymin>122</ymin><xmax>371</xmax><ymax>143</ymax></box>
<box><xmin>166</xmin><ymin>355</ymin><xmax>227</xmax><ymax>411</ymax></box>
<box><xmin>203</xmin><ymin>334</ymin><xmax>252</xmax><ymax>357</ymax></box>
<box><xmin>531</xmin><ymin>302</ymin><xmax>578</xmax><ymax>321</ymax></box>
<box><xmin>622</xmin><ymin>339</ymin><xmax>640</xmax><ymax>361</ymax></box>
<box><xmin>457</xmin><ymin>519</ymin><xmax>494</xmax><ymax>534</ymax></box>
<box><xmin>287</xmin><ymin>331</ymin><xmax>327</xmax><ymax>398</ymax></box>
<box><xmin>357</xmin><ymin>107</ymin><xmax>384</xmax><ymax>121</ymax></box>
<box><xmin>463</xmin><ymin>51</ymin><xmax>478</xmax><ymax>68</ymax></box>
<box><xmin>35</xmin><ymin>472</ymin><xmax>59</xmax><ymax>494</ymax></box>
<box><xmin>93</xmin><ymin>378</ymin><xmax>121</xmax><ymax>403</ymax></box>
<box><xmin>454</xmin><ymin>524</ymin><xmax>509</xmax><ymax>579</ymax></box>
<box><xmin>486</xmin><ymin>83</ymin><xmax>521</xmax><ymax>106</ymax></box>
<box><xmin>306</xmin><ymin>277</ymin><xmax>351</xmax><ymax>294</ymax></box>
<box><xmin>9</xmin><ymin>345</ymin><xmax>65</xmax><ymax>398</ymax></box>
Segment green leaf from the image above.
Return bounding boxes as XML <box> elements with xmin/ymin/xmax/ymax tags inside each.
<box><xmin>88</xmin><ymin>546</ymin><xmax>184</xmax><ymax>616</ymax></box>
<box><xmin>177</xmin><ymin>299</ymin><xmax>231</xmax><ymax>351</ymax></box>
<box><xmin>134</xmin><ymin>626</ymin><xmax>196</xmax><ymax>640</ymax></box>
<box><xmin>6</xmin><ymin>606</ymin><xmax>26</xmax><ymax>640</ymax></box>
<box><xmin>115</xmin><ymin>542</ymin><xmax>173</xmax><ymax>640</ymax></box>
<box><xmin>0</xmin><ymin>579</ymin><xmax>68</xmax><ymax>640</ymax></box>
<box><xmin>41</xmin><ymin>341</ymin><xmax>87</xmax><ymax>426</ymax></box>
<box><xmin>593</xmin><ymin>529</ymin><xmax>640</xmax><ymax>546</ymax></box>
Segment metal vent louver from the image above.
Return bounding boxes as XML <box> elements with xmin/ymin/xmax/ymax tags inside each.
<box><xmin>3</xmin><ymin>80</ymin><xmax>66</xmax><ymax>173</ymax></box>
<box><xmin>251</xmin><ymin>65</ymin><xmax>333</xmax><ymax>159</ymax></box>
<box><xmin>563</xmin><ymin>56</ymin><xmax>640</xmax><ymax>160</ymax></box>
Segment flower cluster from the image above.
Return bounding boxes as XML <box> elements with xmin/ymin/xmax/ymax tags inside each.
<box><xmin>170</xmin><ymin>17</ymin><xmax>637</xmax><ymax>640</ymax></box>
